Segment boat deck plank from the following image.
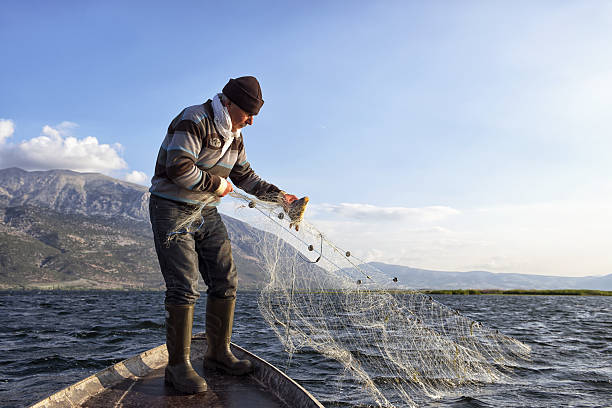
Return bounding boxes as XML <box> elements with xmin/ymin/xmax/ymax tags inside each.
<box><xmin>82</xmin><ymin>365</ymin><xmax>288</xmax><ymax>408</ymax></box>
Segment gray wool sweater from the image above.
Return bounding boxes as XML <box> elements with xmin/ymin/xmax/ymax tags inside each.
<box><xmin>149</xmin><ymin>99</ymin><xmax>281</xmax><ymax>205</ymax></box>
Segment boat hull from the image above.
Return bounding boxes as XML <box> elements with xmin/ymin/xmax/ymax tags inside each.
<box><xmin>30</xmin><ymin>332</ymin><xmax>324</xmax><ymax>408</ymax></box>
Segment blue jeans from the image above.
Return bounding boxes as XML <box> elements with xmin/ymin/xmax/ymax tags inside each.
<box><xmin>149</xmin><ymin>195</ymin><xmax>237</xmax><ymax>305</ymax></box>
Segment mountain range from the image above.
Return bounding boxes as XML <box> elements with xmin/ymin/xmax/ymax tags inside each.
<box><xmin>367</xmin><ymin>262</ymin><xmax>612</xmax><ymax>291</ymax></box>
<box><xmin>0</xmin><ymin>167</ymin><xmax>280</xmax><ymax>290</ymax></box>
<box><xmin>0</xmin><ymin>167</ymin><xmax>609</xmax><ymax>291</ymax></box>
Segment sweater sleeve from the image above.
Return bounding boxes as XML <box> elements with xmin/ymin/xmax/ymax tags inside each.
<box><xmin>229</xmin><ymin>140</ymin><xmax>282</xmax><ymax>200</ymax></box>
<box><xmin>165</xmin><ymin>119</ymin><xmax>223</xmax><ymax>193</ymax></box>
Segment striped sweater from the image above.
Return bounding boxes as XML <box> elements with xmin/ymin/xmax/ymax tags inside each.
<box><xmin>149</xmin><ymin>100</ymin><xmax>281</xmax><ymax>205</ymax></box>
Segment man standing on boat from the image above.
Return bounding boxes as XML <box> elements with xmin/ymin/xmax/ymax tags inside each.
<box><xmin>149</xmin><ymin>76</ymin><xmax>298</xmax><ymax>393</ymax></box>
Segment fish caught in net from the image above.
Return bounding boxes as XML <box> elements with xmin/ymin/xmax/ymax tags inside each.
<box><xmin>168</xmin><ymin>191</ymin><xmax>531</xmax><ymax>407</ymax></box>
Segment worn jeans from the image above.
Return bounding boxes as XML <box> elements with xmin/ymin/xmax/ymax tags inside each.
<box><xmin>149</xmin><ymin>195</ymin><xmax>237</xmax><ymax>305</ymax></box>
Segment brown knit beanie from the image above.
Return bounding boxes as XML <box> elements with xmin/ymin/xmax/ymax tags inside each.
<box><xmin>222</xmin><ymin>76</ymin><xmax>264</xmax><ymax>115</ymax></box>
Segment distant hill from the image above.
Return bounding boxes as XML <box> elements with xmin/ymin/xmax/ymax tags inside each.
<box><xmin>365</xmin><ymin>262</ymin><xmax>612</xmax><ymax>291</ymax></box>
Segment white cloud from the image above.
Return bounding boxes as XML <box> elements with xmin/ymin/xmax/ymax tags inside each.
<box><xmin>0</xmin><ymin>121</ymin><xmax>127</xmax><ymax>173</ymax></box>
<box><xmin>124</xmin><ymin>170</ymin><xmax>148</xmax><ymax>185</ymax></box>
<box><xmin>0</xmin><ymin>119</ymin><xmax>15</xmax><ymax>144</ymax></box>
<box><xmin>312</xmin><ymin>203</ymin><xmax>460</xmax><ymax>223</ymax></box>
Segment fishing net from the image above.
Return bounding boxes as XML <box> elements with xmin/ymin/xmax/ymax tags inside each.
<box><xmin>168</xmin><ymin>191</ymin><xmax>531</xmax><ymax>407</ymax></box>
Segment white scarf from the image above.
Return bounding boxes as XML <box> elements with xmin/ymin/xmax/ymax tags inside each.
<box><xmin>212</xmin><ymin>93</ymin><xmax>240</xmax><ymax>157</ymax></box>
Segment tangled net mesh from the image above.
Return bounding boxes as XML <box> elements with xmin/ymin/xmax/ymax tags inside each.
<box><xmin>170</xmin><ymin>191</ymin><xmax>531</xmax><ymax>407</ymax></box>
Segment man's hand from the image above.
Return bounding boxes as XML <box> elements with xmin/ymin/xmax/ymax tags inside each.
<box><xmin>215</xmin><ymin>178</ymin><xmax>234</xmax><ymax>197</ymax></box>
<box><xmin>282</xmin><ymin>193</ymin><xmax>298</xmax><ymax>208</ymax></box>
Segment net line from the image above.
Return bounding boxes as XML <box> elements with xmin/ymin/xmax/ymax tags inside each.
<box><xmin>166</xmin><ymin>190</ymin><xmax>531</xmax><ymax>407</ymax></box>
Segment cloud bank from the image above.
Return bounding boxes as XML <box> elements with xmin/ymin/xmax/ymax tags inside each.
<box><xmin>0</xmin><ymin>121</ymin><xmax>127</xmax><ymax>172</ymax></box>
<box><xmin>314</xmin><ymin>203</ymin><xmax>460</xmax><ymax>222</ymax></box>
<box><xmin>0</xmin><ymin>120</ymin><xmax>146</xmax><ymax>182</ymax></box>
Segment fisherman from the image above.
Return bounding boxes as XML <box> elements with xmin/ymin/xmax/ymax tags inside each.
<box><xmin>149</xmin><ymin>76</ymin><xmax>298</xmax><ymax>393</ymax></box>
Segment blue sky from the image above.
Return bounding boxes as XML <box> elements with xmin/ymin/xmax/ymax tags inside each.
<box><xmin>2</xmin><ymin>1</ymin><xmax>611</xmax><ymax>276</ymax></box>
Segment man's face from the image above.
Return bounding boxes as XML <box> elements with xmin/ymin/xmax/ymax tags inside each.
<box><xmin>227</xmin><ymin>101</ymin><xmax>254</xmax><ymax>132</ymax></box>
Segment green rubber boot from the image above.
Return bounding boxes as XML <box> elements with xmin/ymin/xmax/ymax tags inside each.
<box><xmin>204</xmin><ymin>297</ymin><xmax>253</xmax><ymax>375</ymax></box>
<box><xmin>164</xmin><ymin>304</ymin><xmax>207</xmax><ymax>393</ymax></box>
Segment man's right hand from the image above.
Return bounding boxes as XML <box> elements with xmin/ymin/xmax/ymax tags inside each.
<box><xmin>215</xmin><ymin>178</ymin><xmax>234</xmax><ymax>197</ymax></box>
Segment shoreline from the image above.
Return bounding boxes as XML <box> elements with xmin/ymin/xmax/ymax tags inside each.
<box><xmin>418</xmin><ymin>289</ymin><xmax>612</xmax><ymax>296</ymax></box>
<box><xmin>1</xmin><ymin>287</ymin><xmax>610</xmax><ymax>296</ymax></box>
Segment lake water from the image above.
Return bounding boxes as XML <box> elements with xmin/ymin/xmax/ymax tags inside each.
<box><xmin>0</xmin><ymin>291</ymin><xmax>610</xmax><ymax>407</ymax></box>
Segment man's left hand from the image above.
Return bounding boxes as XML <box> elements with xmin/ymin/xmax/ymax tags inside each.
<box><xmin>280</xmin><ymin>193</ymin><xmax>308</xmax><ymax>231</ymax></box>
<box><xmin>282</xmin><ymin>193</ymin><xmax>298</xmax><ymax>208</ymax></box>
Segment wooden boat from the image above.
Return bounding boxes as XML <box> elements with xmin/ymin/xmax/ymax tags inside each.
<box><xmin>30</xmin><ymin>332</ymin><xmax>324</xmax><ymax>407</ymax></box>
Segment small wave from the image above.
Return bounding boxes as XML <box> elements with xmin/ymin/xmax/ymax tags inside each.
<box><xmin>73</xmin><ymin>330</ymin><xmax>101</xmax><ymax>339</ymax></box>
<box><xmin>37</xmin><ymin>302</ymin><xmax>55</xmax><ymax>308</ymax></box>
<box><xmin>133</xmin><ymin>320</ymin><xmax>164</xmax><ymax>330</ymax></box>
<box><xmin>442</xmin><ymin>395</ymin><xmax>494</xmax><ymax>407</ymax></box>
<box><xmin>8</xmin><ymin>355</ymin><xmax>73</xmax><ymax>377</ymax></box>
